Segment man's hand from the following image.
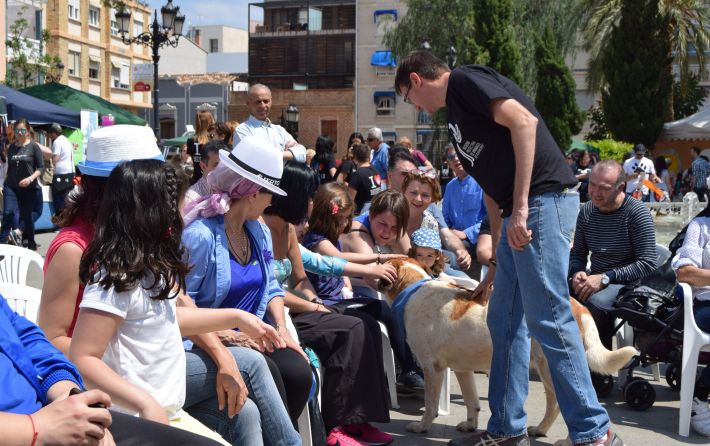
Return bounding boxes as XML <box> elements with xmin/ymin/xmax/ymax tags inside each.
<box><xmin>98</xmin><ymin>429</ymin><xmax>116</xmax><ymax>446</ymax></box>
<box><xmin>215</xmin><ymin>360</ymin><xmax>248</xmax><ymax>419</ymax></box>
<box><xmin>574</xmin><ymin>273</ymin><xmax>603</xmax><ymax>302</ymax></box>
<box><xmin>571</xmin><ymin>271</ymin><xmax>588</xmax><ymax>293</ymax></box>
<box><xmin>33</xmin><ymin>389</ymin><xmax>112</xmax><ymax>445</ymax></box>
<box><xmin>455</xmin><ymin>248</ymin><xmax>472</xmax><ymax>271</ymax></box>
<box><xmin>507</xmin><ymin>207</ymin><xmax>532</xmax><ymax>251</ymax></box>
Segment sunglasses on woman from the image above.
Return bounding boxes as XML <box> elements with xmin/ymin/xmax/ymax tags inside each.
<box><xmin>14</xmin><ymin>128</ymin><xmax>27</xmax><ymax>134</ymax></box>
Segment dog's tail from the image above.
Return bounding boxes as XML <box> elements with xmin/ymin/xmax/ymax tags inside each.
<box><xmin>579</xmin><ymin>309</ymin><xmax>638</xmax><ymax>375</ymax></box>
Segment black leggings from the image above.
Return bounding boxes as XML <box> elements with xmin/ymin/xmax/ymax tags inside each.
<box><xmin>110</xmin><ymin>410</ymin><xmax>222</xmax><ymax>445</ymax></box>
<box><xmin>263</xmin><ymin>347</ymin><xmax>312</xmax><ymax>426</ymax></box>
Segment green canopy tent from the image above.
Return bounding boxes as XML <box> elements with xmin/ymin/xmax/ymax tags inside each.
<box><xmin>19</xmin><ymin>82</ymin><xmax>146</xmax><ymax>126</ymax></box>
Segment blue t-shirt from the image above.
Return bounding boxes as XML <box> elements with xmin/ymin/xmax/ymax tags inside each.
<box><xmin>221</xmin><ymin>243</ymin><xmax>263</xmax><ymax>315</ymax></box>
<box><xmin>302</xmin><ymin>231</ymin><xmax>345</xmax><ymax>304</ymax></box>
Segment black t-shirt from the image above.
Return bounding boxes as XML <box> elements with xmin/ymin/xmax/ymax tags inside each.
<box><xmin>446</xmin><ymin>65</ymin><xmax>577</xmax><ymax>217</ymax></box>
<box><xmin>315</xmin><ymin>153</ymin><xmax>337</xmax><ymax>183</ymax></box>
<box><xmin>6</xmin><ymin>142</ymin><xmax>44</xmax><ymax>189</ymax></box>
<box><xmin>336</xmin><ymin>159</ymin><xmax>357</xmax><ymax>184</ymax></box>
<box><xmin>349</xmin><ymin>165</ymin><xmax>382</xmax><ymax>213</ymax></box>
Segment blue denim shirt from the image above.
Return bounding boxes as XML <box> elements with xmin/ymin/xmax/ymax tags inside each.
<box><xmin>372</xmin><ymin>142</ymin><xmax>390</xmax><ymax>180</ymax></box>
<box><xmin>443</xmin><ymin>175</ymin><xmax>487</xmax><ymax>245</ymax></box>
<box><xmin>182</xmin><ymin>216</ymin><xmax>284</xmax><ymax>320</ymax></box>
<box><xmin>0</xmin><ymin>296</ymin><xmax>83</xmax><ymax>414</ymax></box>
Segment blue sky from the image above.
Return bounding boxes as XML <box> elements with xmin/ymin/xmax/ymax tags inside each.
<box><xmin>145</xmin><ymin>0</ymin><xmax>258</xmax><ymax>30</ymax></box>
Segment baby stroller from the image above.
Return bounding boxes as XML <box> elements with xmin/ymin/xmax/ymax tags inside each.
<box><xmin>605</xmin><ymin>258</ymin><xmax>684</xmax><ymax>410</ymax></box>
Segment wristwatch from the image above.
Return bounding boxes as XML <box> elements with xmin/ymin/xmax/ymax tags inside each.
<box><xmin>601</xmin><ymin>274</ymin><xmax>610</xmax><ymax>287</ymax></box>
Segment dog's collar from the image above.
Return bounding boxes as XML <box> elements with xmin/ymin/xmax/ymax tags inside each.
<box><xmin>392</xmin><ymin>279</ymin><xmax>430</xmax><ymax>337</ymax></box>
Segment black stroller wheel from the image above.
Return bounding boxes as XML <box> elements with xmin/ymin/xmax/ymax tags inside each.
<box><xmin>591</xmin><ymin>373</ymin><xmax>614</xmax><ymax>397</ymax></box>
<box><xmin>624</xmin><ymin>378</ymin><xmax>655</xmax><ymax>410</ymax></box>
<box><xmin>665</xmin><ymin>364</ymin><xmax>680</xmax><ymax>391</ymax></box>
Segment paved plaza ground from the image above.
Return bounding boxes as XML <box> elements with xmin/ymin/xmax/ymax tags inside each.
<box><xmin>27</xmin><ymin>229</ymin><xmax>706</xmax><ymax>445</ymax></box>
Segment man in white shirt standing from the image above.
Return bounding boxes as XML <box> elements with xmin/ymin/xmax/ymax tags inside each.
<box><xmin>233</xmin><ymin>84</ymin><xmax>306</xmax><ymax>163</ymax></box>
<box><xmin>622</xmin><ymin>143</ymin><xmax>659</xmax><ymax>202</ymax></box>
<box><xmin>47</xmin><ymin>123</ymin><xmax>74</xmax><ymax>215</ymax></box>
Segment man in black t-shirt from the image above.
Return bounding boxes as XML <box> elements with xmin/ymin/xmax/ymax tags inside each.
<box><xmin>395</xmin><ymin>51</ymin><xmax>618</xmax><ymax>446</ymax></box>
<box><xmin>348</xmin><ymin>143</ymin><xmax>381</xmax><ymax>214</ymax></box>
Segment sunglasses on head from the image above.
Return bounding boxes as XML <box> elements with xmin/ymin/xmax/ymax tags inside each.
<box><xmin>407</xmin><ymin>168</ymin><xmax>438</xmax><ymax>180</ymax></box>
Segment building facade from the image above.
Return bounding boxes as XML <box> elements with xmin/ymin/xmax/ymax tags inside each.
<box><xmin>44</xmin><ymin>0</ymin><xmax>151</xmax><ymax>114</ymax></box>
<box><xmin>186</xmin><ymin>24</ymin><xmax>248</xmax><ymax>74</ymax></box>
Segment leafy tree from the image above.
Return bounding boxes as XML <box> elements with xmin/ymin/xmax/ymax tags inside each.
<box><xmin>573</xmin><ymin>0</ymin><xmax>710</xmax><ymax>94</ymax></box>
<box><xmin>512</xmin><ymin>0</ymin><xmax>578</xmax><ymax>92</ymax></box>
<box><xmin>673</xmin><ymin>74</ymin><xmax>708</xmax><ymax>119</ymax></box>
<box><xmin>586</xmin><ymin>102</ymin><xmax>611</xmax><ymax>141</ymax></box>
<box><xmin>472</xmin><ymin>0</ymin><xmax>522</xmax><ymax>85</ymax></box>
<box><xmin>5</xmin><ymin>7</ymin><xmax>62</xmax><ymax>88</ymax></box>
<box><xmin>534</xmin><ymin>25</ymin><xmax>584</xmax><ymax>151</ymax></box>
<box><xmin>601</xmin><ymin>0</ymin><xmax>672</xmax><ymax>146</ymax></box>
<box><xmin>587</xmin><ymin>139</ymin><xmax>634</xmax><ymax>162</ymax></box>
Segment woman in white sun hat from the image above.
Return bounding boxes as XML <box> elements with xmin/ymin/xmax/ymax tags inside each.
<box><xmin>37</xmin><ymin>126</ymin><xmax>297</xmax><ymax>446</ymax></box>
<box><xmin>182</xmin><ymin>135</ymin><xmax>313</xmax><ymax>428</ymax></box>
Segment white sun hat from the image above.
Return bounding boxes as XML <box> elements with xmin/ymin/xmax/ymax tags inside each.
<box><xmin>77</xmin><ymin>125</ymin><xmax>164</xmax><ymax>177</ymax></box>
<box><xmin>218</xmin><ymin>135</ymin><xmax>287</xmax><ymax>196</ymax></box>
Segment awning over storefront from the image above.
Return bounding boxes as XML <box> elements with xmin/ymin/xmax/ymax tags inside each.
<box><xmin>370</xmin><ymin>51</ymin><xmax>396</xmax><ymax>67</ymax></box>
<box><xmin>374</xmin><ymin>9</ymin><xmax>398</xmax><ymax>22</ymax></box>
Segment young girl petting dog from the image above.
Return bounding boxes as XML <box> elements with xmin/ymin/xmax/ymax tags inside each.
<box><xmin>69</xmin><ymin>160</ymin><xmax>283</xmax><ymax>444</ymax></box>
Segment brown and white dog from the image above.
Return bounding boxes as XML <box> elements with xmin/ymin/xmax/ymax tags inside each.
<box><xmin>379</xmin><ymin>258</ymin><xmax>637</xmax><ymax>438</ymax></box>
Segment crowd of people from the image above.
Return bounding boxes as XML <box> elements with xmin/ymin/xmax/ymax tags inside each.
<box><xmin>7</xmin><ymin>50</ymin><xmax>710</xmax><ymax>446</ymax></box>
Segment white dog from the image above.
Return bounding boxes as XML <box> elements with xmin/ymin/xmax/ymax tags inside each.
<box><xmin>379</xmin><ymin>258</ymin><xmax>637</xmax><ymax>439</ymax></box>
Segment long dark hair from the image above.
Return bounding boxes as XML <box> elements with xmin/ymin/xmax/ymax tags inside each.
<box><xmin>314</xmin><ymin>135</ymin><xmax>334</xmax><ymax>165</ymax></box>
<box><xmin>264</xmin><ymin>161</ymin><xmax>317</xmax><ymax>225</ymax></box>
<box><xmin>79</xmin><ymin>160</ymin><xmax>190</xmax><ymax>300</ymax></box>
<box><xmin>52</xmin><ymin>175</ymin><xmax>107</xmax><ymax>227</ymax></box>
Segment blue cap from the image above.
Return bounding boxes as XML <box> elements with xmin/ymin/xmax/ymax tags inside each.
<box><xmin>411</xmin><ymin>228</ymin><xmax>441</xmax><ymax>250</ymax></box>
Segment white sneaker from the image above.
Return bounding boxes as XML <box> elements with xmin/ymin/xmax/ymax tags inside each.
<box><xmin>691</xmin><ymin>397</ymin><xmax>710</xmax><ymax>436</ymax></box>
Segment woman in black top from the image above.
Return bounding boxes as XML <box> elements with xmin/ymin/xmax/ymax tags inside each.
<box><xmin>0</xmin><ymin>118</ymin><xmax>44</xmax><ymax>250</ymax></box>
<box><xmin>335</xmin><ymin>132</ymin><xmax>364</xmax><ymax>186</ymax></box>
<box><xmin>312</xmin><ymin>135</ymin><xmax>337</xmax><ymax>184</ymax></box>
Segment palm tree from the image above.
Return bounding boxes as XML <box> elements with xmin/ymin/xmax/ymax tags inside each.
<box><xmin>573</xmin><ymin>0</ymin><xmax>710</xmax><ymax>98</ymax></box>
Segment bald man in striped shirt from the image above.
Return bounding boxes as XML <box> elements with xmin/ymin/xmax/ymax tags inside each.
<box><xmin>569</xmin><ymin>160</ymin><xmax>657</xmax><ymax>350</ymax></box>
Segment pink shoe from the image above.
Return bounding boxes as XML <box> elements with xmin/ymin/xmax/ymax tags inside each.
<box><xmin>327</xmin><ymin>427</ymin><xmax>366</xmax><ymax>446</ymax></box>
<box><xmin>344</xmin><ymin>423</ymin><xmax>394</xmax><ymax>445</ymax></box>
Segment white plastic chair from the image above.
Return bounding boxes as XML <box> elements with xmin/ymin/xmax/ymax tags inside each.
<box><xmin>678</xmin><ymin>282</ymin><xmax>710</xmax><ymax>436</ymax></box>
<box><xmin>0</xmin><ymin>245</ymin><xmax>44</xmax><ymax>286</ymax></box>
<box><xmin>0</xmin><ymin>282</ymin><xmax>42</xmax><ymax>323</ymax></box>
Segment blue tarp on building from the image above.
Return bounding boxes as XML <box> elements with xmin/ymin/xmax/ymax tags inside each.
<box><xmin>370</xmin><ymin>51</ymin><xmax>396</xmax><ymax>67</ymax></box>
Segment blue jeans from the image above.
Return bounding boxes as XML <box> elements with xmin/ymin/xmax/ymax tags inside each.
<box><xmin>0</xmin><ymin>184</ymin><xmax>37</xmax><ymax>249</ymax></box>
<box><xmin>184</xmin><ymin>346</ymin><xmax>301</xmax><ymax>446</ymax></box>
<box><xmin>586</xmin><ymin>284</ymin><xmax>625</xmax><ymax>350</ymax></box>
<box><xmin>487</xmin><ymin>191</ymin><xmax>609</xmax><ymax>443</ymax></box>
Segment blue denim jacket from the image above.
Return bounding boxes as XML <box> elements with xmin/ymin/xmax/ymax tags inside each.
<box><xmin>182</xmin><ymin>216</ymin><xmax>284</xmax><ymax>320</ymax></box>
<box><xmin>0</xmin><ymin>296</ymin><xmax>83</xmax><ymax>413</ymax></box>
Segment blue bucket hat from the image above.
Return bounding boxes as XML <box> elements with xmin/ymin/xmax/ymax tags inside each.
<box><xmin>411</xmin><ymin>228</ymin><xmax>442</xmax><ymax>251</ymax></box>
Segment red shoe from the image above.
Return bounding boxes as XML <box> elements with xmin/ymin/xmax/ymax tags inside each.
<box><xmin>327</xmin><ymin>427</ymin><xmax>366</xmax><ymax>446</ymax></box>
<box><xmin>344</xmin><ymin>423</ymin><xmax>394</xmax><ymax>445</ymax></box>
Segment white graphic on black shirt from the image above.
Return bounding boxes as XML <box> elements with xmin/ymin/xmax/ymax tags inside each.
<box><xmin>449</xmin><ymin>123</ymin><xmax>485</xmax><ymax>167</ymax></box>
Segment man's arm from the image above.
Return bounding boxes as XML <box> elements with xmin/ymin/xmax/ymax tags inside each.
<box><xmin>483</xmin><ymin>194</ymin><xmax>502</xmax><ymax>258</ymax></box>
<box><xmin>490</xmin><ymin>98</ymin><xmax>535</xmax><ymax>250</ymax></box>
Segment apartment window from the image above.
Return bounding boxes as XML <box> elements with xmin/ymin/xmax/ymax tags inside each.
<box><xmin>133</xmin><ymin>19</ymin><xmax>143</xmax><ymax>37</ymax></box>
<box><xmin>89</xmin><ymin>7</ymin><xmax>100</xmax><ymax>27</ymax></box>
<box><xmin>68</xmin><ymin>0</ymin><xmax>80</xmax><ymax>21</ymax></box>
<box><xmin>68</xmin><ymin>51</ymin><xmax>81</xmax><ymax>76</ymax></box>
<box><xmin>119</xmin><ymin>63</ymin><xmax>130</xmax><ymax>89</ymax></box>
<box><xmin>375</xmin><ymin>96</ymin><xmax>395</xmax><ymax>117</ymax></box>
<box><xmin>89</xmin><ymin>60</ymin><xmax>100</xmax><ymax>80</ymax></box>
<box><xmin>111</xmin><ymin>65</ymin><xmax>121</xmax><ymax>87</ymax></box>
<box><xmin>209</xmin><ymin>38</ymin><xmax>218</xmax><ymax>53</ymax></box>
<box><xmin>110</xmin><ymin>9</ymin><xmax>118</xmax><ymax>36</ymax></box>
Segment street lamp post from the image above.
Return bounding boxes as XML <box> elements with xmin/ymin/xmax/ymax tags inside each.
<box><xmin>115</xmin><ymin>0</ymin><xmax>185</xmax><ymax>139</ymax></box>
<box><xmin>45</xmin><ymin>61</ymin><xmax>64</xmax><ymax>83</ymax></box>
<box><xmin>281</xmin><ymin>104</ymin><xmax>300</xmax><ymax>140</ymax></box>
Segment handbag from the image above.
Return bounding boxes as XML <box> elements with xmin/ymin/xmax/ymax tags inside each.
<box><xmin>52</xmin><ymin>172</ymin><xmax>75</xmax><ymax>193</ymax></box>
